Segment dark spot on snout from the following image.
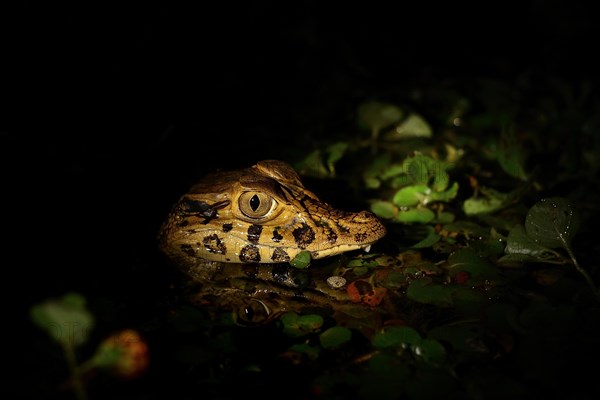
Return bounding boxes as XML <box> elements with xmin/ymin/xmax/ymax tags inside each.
<box><xmin>247</xmin><ymin>224</ymin><xmax>263</xmax><ymax>244</ymax></box>
<box><xmin>240</xmin><ymin>245</ymin><xmax>261</xmax><ymax>263</ymax></box>
<box><xmin>293</xmin><ymin>223</ymin><xmax>315</xmax><ymax>248</ymax></box>
<box><xmin>271</xmin><ymin>248</ymin><xmax>290</xmax><ymax>263</ymax></box>
<box><xmin>272</xmin><ymin>229</ymin><xmax>283</xmax><ymax>242</ymax></box>
<box><xmin>180</xmin><ymin>244</ymin><xmax>196</xmax><ymax>257</ymax></box>
<box><xmin>202</xmin><ymin>234</ymin><xmax>227</xmax><ymax>254</ymax></box>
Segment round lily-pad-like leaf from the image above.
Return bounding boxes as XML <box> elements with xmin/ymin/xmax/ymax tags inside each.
<box><xmin>280</xmin><ymin>312</ymin><xmax>324</xmax><ymax>338</ymax></box>
<box><xmin>525</xmin><ymin>197</ymin><xmax>580</xmax><ymax>249</ymax></box>
<box><xmin>290</xmin><ymin>250</ymin><xmax>311</xmax><ymax>269</ymax></box>
<box><xmin>288</xmin><ymin>343</ymin><xmax>320</xmax><ymax>361</ymax></box>
<box><xmin>413</xmin><ymin>338</ymin><xmax>447</xmax><ymax>365</ymax></box>
<box><xmin>447</xmin><ymin>248</ymin><xmax>499</xmax><ymax>278</ymax></box>
<box><xmin>319</xmin><ymin>326</ymin><xmax>352</xmax><ymax>349</ymax></box>
<box><xmin>372</xmin><ymin>326</ymin><xmax>422</xmax><ymax>349</ymax></box>
<box><xmin>406</xmin><ymin>278</ymin><xmax>453</xmax><ymax>307</ymax></box>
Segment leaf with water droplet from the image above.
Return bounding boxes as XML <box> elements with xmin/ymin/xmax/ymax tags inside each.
<box><xmin>412</xmin><ymin>338</ymin><xmax>446</xmax><ymax>366</ymax></box>
<box><xmin>498</xmin><ymin>224</ymin><xmax>564</xmax><ymax>265</ymax></box>
<box><xmin>370</xmin><ymin>200</ymin><xmax>396</xmax><ymax>219</ymax></box>
<box><xmin>525</xmin><ymin>197</ymin><xmax>579</xmax><ymax>249</ymax></box>
<box><xmin>372</xmin><ymin>326</ymin><xmax>422</xmax><ymax>349</ymax></box>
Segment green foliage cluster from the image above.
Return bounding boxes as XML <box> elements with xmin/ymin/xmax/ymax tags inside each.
<box><xmin>283</xmin><ymin>82</ymin><xmax>600</xmax><ymax>397</ymax></box>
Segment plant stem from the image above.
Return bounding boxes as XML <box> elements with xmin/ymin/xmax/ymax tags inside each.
<box><xmin>560</xmin><ymin>237</ymin><xmax>599</xmax><ymax>301</ymax></box>
<box><xmin>63</xmin><ymin>343</ymin><xmax>88</xmax><ymax>400</ymax></box>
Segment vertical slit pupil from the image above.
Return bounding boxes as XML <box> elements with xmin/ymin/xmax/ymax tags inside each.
<box><xmin>250</xmin><ymin>194</ymin><xmax>260</xmax><ymax>211</ymax></box>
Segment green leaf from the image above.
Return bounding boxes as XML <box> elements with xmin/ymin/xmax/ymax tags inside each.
<box><xmin>290</xmin><ymin>250</ymin><xmax>312</xmax><ymax>269</ymax></box>
<box><xmin>411</xmin><ymin>226</ymin><xmax>441</xmax><ymax>248</ymax></box>
<box><xmin>372</xmin><ymin>326</ymin><xmax>422</xmax><ymax>349</ymax></box>
<box><xmin>429</xmin><ymin>182</ymin><xmax>459</xmax><ymax>202</ymax></box>
<box><xmin>280</xmin><ymin>312</ymin><xmax>324</xmax><ymax>338</ymax></box>
<box><xmin>405</xmin><ymin>156</ymin><xmax>432</xmax><ymax>185</ymax></box>
<box><xmin>30</xmin><ymin>292</ymin><xmax>94</xmax><ymax>347</ymax></box>
<box><xmin>392</xmin><ymin>185</ymin><xmax>430</xmax><ymax>207</ymax></box>
<box><xmin>447</xmin><ymin>248</ymin><xmax>499</xmax><ymax>278</ymax></box>
<box><xmin>288</xmin><ymin>343</ymin><xmax>320</xmax><ymax>360</ymax></box>
<box><xmin>502</xmin><ymin>224</ymin><xmax>562</xmax><ymax>262</ymax></box>
<box><xmin>431</xmin><ymin>169</ymin><xmax>450</xmax><ymax>192</ymax></box>
<box><xmin>364</xmin><ymin>176</ymin><xmax>381</xmax><ymax>189</ymax></box>
<box><xmin>364</xmin><ymin>153</ymin><xmax>392</xmax><ymax>180</ymax></box>
<box><xmin>294</xmin><ymin>150</ymin><xmax>329</xmax><ymax>178</ymax></box>
<box><xmin>383</xmin><ymin>112</ymin><xmax>433</xmax><ymax>140</ymax></box>
<box><xmin>463</xmin><ymin>193</ymin><xmax>505</xmax><ymax>216</ymax></box>
<box><xmin>406</xmin><ymin>278</ymin><xmax>453</xmax><ymax>307</ymax></box>
<box><xmin>379</xmin><ymin>163</ymin><xmax>405</xmax><ymax>180</ymax></box>
<box><xmin>451</xmin><ymin>287</ymin><xmax>489</xmax><ymax>315</ymax></box>
<box><xmin>525</xmin><ymin>197</ymin><xmax>580</xmax><ymax>249</ymax></box>
<box><xmin>347</xmin><ymin>258</ymin><xmax>380</xmax><ymax>269</ymax></box>
<box><xmin>357</xmin><ymin>101</ymin><xmax>404</xmax><ymax>133</ymax></box>
<box><xmin>396</xmin><ymin>208</ymin><xmax>435</xmax><ymax>223</ymax></box>
<box><xmin>496</xmin><ymin>126</ymin><xmax>528</xmax><ymax>180</ymax></box>
<box><xmin>412</xmin><ymin>338</ymin><xmax>446</xmax><ymax>365</ymax></box>
<box><xmin>428</xmin><ymin>323</ymin><xmax>486</xmax><ymax>353</ymax></box>
<box><xmin>434</xmin><ymin>210</ymin><xmax>455</xmax><ymax>224</ymax></box>
<box><xmin>463</xmin><ymin>196</ymin><xmax>503</xmax><ymax>215</ymax></box>
<box><xmin>325</xmin><ymin>142</ymin><xmax>349</xmax><ymax>174</ymax></box>
<box><xmin>370</xmin><ymin>200</ymin><xmax>396</xmax><ymax>219</ymax></box>
<box><xmin>319</xmin><ymin>326</ymin><xmax>352</xmax><ymax>349</ymax></box>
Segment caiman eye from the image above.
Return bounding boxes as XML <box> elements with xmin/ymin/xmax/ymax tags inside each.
<box><xmin>238</xmin><ymin>192</ymin><xmax>276</xmax><ymax>219</ymax></box>
<box><xmin>235</xmin><ymin>299</ymin><xmax>271</xmax><ymax>326</ymax></box>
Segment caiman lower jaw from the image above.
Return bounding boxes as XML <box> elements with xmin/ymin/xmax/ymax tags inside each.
<box><xmin>311</xmin><ymin>242</ymin><xmax>374</xmax><ymax>259</ymax></box>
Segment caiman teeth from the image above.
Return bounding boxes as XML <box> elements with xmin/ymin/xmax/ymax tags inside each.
<box><xmin>363</xmin><ymin>245</ymin><xmax>371</xmax><ymax>252</ymax></box>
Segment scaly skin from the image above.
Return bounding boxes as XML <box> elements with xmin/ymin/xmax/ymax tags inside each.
<box><xmin>158</xmin><ymin>160</ymin><xmax>386</xmax><ymax>267</ymax></box>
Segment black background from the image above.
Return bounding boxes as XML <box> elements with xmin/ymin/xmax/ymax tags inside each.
<box><xmin>4</xmin><ymin>1</ymin><xmax>600</xmax><ymax>398</ymax></box>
